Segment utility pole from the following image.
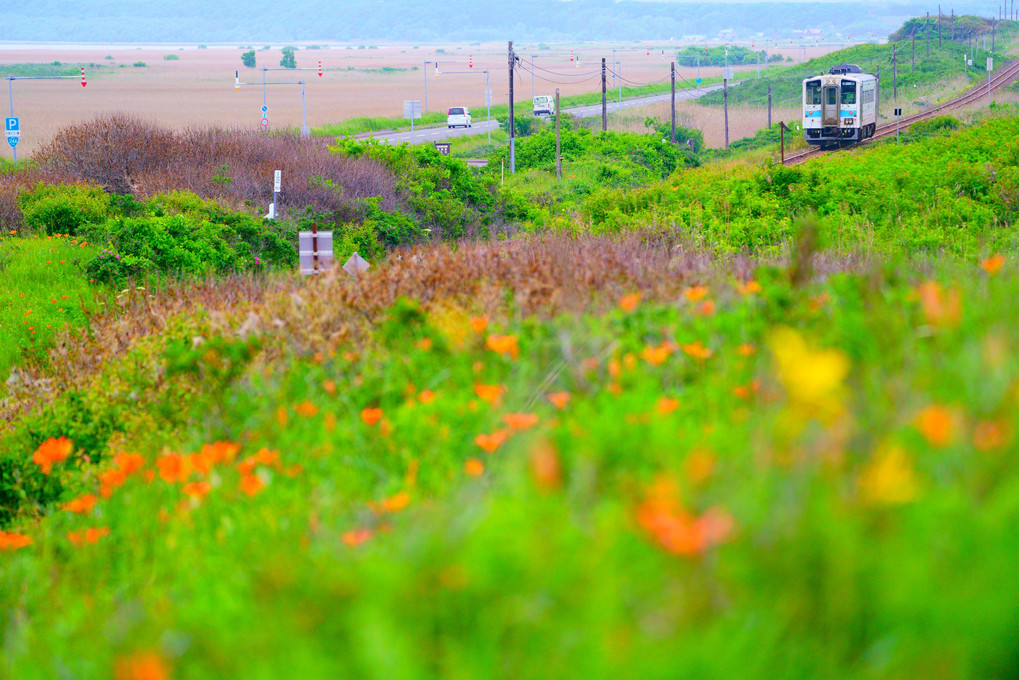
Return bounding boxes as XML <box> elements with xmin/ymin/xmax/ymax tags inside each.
<box><xmin>508</xmin><ymin>41</ymin><xmax>515</xmax><ymax>175</ymax></box>
<box><xmin>670</xmin><ymin>62</ymin><xmax>676</xmax><ymax>144</ymax></box>
<box><xmin>893</xmin><ymin>44</ymin><xmax>898</xmax><ymax>102</ymax></box>
<box><xmin>939</xmin><ymin>5</ymin><xmax>942</xmax><ymax>48</ymax></box>
<box><xmin>601</xmin><ymin>57</ymin><xmax>607</xmax><ymax>132</ymax></box>
<box><xmin>768</xmin><ymin>84</ymin><xmax>772</xmax><ymax>129</ymax></box>
<box><xmin>555</xmin><ymin>88</ymin><xmax>562</xmax><ymax>181</ymax></box>
<box><xmin>992</xmin><ymin>19</ymin><xmax>996</xmax><ymax>52</ymax></box>
<box><xmin>926</xmin><ymin>14</ymin><xmax>930</xmax><ymax>58</ymax></box>
<box><xmin>951</xmin><ymin>9</ymin><xmax>955</xmax><ymax>40</ymax></box>
<box><xmin>912</xmin><ymin>33</ymin><xmax>916</xmax><ymax>71</ymax></box>
<box><xmin>723</xmin><ymin>76</ymin><xmax>729</xmax><ymax>148</ymax></box>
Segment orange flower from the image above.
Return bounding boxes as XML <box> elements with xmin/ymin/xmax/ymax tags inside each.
<box><xmin>736</xmin><ymin>343</ymin><xmax>756</xmax><ymax>357</ymax></box>
<box><xmin>981</xmin><ymin>254</ymin><xmax>1004</xmax><ymax>275</ymax></box>
<box><xmin>418</xmin><ymin>389</ymin><xmax>436</xmax><ymax>404</ymax></box>
<box><xmin>502</xmin><ymin>412</ymin><xmax>539</xmax><ymax>431</ymax></box>
<box><xmin>240</xmin><ymin>474</ymin><xmax>265</xmax><ymax>497</ymax></box>
<box><xmin>914</xmin><ymin>405</ymin><xmax>955</xmax><ymax>447</ymax></box>
<box><xmin>916</xmin><ymin>281</ymin><xmax>961</xmax><ymax>328</ymax></box>
<box><xmin>618</xmin><ymin>292</ymin><xmax>641</xmax><ymax>313</ymax></box>
<box><xmin>546</xmin><ymin>391</ymin><xmax>571</xmax><ymax>410</ymax></box>
<box><xmin>183</xmin><ymin>481</ymin><xmax>212</xmax><ymax>499</ymax></box>
<box><xmin>733</xmin><ymin>382</ymin><xmax>759</xmax><ymax>399</ymax></box>
<box><xmin>203</xmin><ymin>441</ymin><xmax>240</xmax><ymax>465</ymax></box>
<box><xmin>189</xmin><ymin>450</ymin><xmax>215</xmax><ymax>476</ymax></box>
<box><xmin>474</xmin><ymin>383</ymin><xmax>506</xmax><ymax>405</ymax></box>
<box><xmin>114</xmin><ymin>650</ymin><xmax>170</xmax><ymax>680</ymax></box>
<box><xmin>973</xmin><ymin>420</ymin><xmax>1009</xmax><ymax>451</ymax></box>
<box><xmin>464</xmin><ymin>458</ymin><xmax>485</xmax><ymax>477</ymax></box>
<box><xmin>382</xmin><ymin>491</ymin><xmax>411</xmax><ymax>512</ymax></box>
<box><xmin>99</xmin><ymin>468</ymin><xmax>128</xmax><ymax>498</ymax></box>
<box><xmin>415</xmin><ymin>337</ymin><xmax>433</xmax><ymax>351</ymax></box>
<box><xmin>684</xmin><ymin>285</ymin><xmax>708</xmax><ymax>302</ymax></box>
<box><xmin>529</xmin><ymin>439</ymin><xmax>561</xmax><ymax>490</ymax></box>
<box><xmin>682</xmin><ymin>342</ymin><xmax>713</xmax><ymax>360</ymax></box>
<box><xmin>737</xmin><ymin>280</ymin><xmax>762</xmax><ymax>295</ymax></box>
<box><xmin>323</xmin><ymin>379</ymin><xmax>337</xmax><ymax>395</ymax></box>
<box><xmin>0</xmin><ymin>531</ymin><xmax>33</xmax><ymax>551</ymax></box>
<box><xmin>254</xmin><ymin>448</ymin><xmax>280</xmax><ymax>466</ymax></box>
<box><xmin>156</xmin><ymin>454</ymin><xmax>190</xmax><ymax>484</ymax></box>
<box><xmin>469</xmin><ymin>315</ymin><xmax>489</xmax><ymax>333</ymax></box>
<box><xmin>295</xmin><ymin>400</ymin><xmax>319</xmax><ymax>418</ymax></box>
<box><xmin>486</xmin><ymin>334</ymin><xmax>519</xmax><ymax>359</ymax></box>
<box><xmin>342</xmin><ymin>528</ymin><xmax>373</xmax><ymax>547</ymax></box>
<box><xmin>113</xmin><ymin>452</ymin><xmax>145</xmax><ymax>475</ymax></box>
<box><xmin>640</xmin><ymin>344</ymin><xmax>671</xmax><ymax>366</ymax></box>
<box><xmin>636</xmin><ymin>486</ymin><xmax>733</xmax><ymax>557</ymax></box>
<box><xmin>697</xmin><ymin>300</ymin><xmax>716</xmax><ymax>316</ymax></box>
<box><xmin>66</xmin><ymin>526</ymin><xmax>110</xmax><ymax>546</ymax></box>
<box><xmin>62</xmin><ymin>494</ymin><xmax>97</xmax><ymax>514</ymax></box>
<box><xmin>656</xmin><ymin>397</ymin><xmax>680</xmax><ymax>415</ymax></box>
<box><xmin>474</xmin><ymin>429</ymin><xmax>510</xmax><ymax>453</ymax></box>
<box><xmin>360</xmin><ymin>407</ymin><xmax>383</xmax><ymax>426</ymax></box>
<box><xmin>32</xmin><ymin>437</ymin><xmax>73</xmax><ymax>475</ymax></box>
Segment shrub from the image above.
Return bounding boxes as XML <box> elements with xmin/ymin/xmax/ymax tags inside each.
<box><xmin>163</xmin><ymin>54</ymin><xmax>180</xmax><ymax>61</ymax></box>
<box><xmin>280</xmin><ymin>47</ymin><xmax>297</xmax><ymax>69</ymax></box>
<box><xmin>241</xmin><ymin>50</ymin><xmax>256</xmax><ymax>68</ymax></box>
<box><xmin>18</xmin><ymin>183</ymin><xmax>112</xmax><ymax>235</ymax></box>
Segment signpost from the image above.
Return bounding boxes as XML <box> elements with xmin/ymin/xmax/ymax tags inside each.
<box><xmin>404</xmin><ymin>99</ymin><xmax>422</xmax><ymax>142</ymax></box>
<box><xmin>299</xmin><ymin>223</ymin><xmax>334</xmax><ymax>276</ymax></box>
<box><xmin>987</xmin><ymin>57</ymin><xmax>993</xmax><ymax>106</ymax></box>
<box><xmin>6</xmin><ymin>69</ymin><xmax>86</xmax><ymax>162</ymax></box>
<box><xmin>433</xmin><ymin>142</ymin><xmax>451</xmax><ymax>155</ymax></box>
<box><xmin>236</xmin><ymin>67</ymin><xmax>316</xmax><ymax>137</ymax></box>
<box><xmin>895</xmin><ymin>107</ymin><xmax>902</xmax><ymax>144</ymax></box>
<box><xmin>342</xmin><ymin>253</ymin><xmax>370</xmax><ymax>277</ymax></box>
<box><xmin>5</xmin><ymin>117</ymin><xmax>19</xmax><ymax>154</ymax></box>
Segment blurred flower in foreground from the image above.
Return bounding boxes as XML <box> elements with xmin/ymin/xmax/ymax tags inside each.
<box><xmin>114</xmin><ymin>650</ymin><xmax>170</xmax><ymax>680</ymax></box>
<box><xmin>464</xmin><ymin>458</ymin><xmax>485</xmax><ymax>477</ymax></box>
<box><xmin>32</xmin><ymin>437</ymin><xmax>73</xmax><ymax>475</ymax></box>
<box><xmin>618</xmin><ymin>292</ymin><xmax>641</xmax><ymax>313</ymax></box>
<box><xmin>914</xmin><ymin>405</ymin><xmax>956</xmax><ymax>447</ymax></box>
<box><xmin>636</xmin><ymin>476</ymin><xmax>733</xmax><ymax>556</ymax></box>
<box><xmin>859</xmin><ymin>444</ymin><xmax>918</xmax><ymax>505</ymax></box>
<box><xmin>486</xmin><ymin>334</ymin><xmax>519</xmax><ymax>359</ymax></box>
<box><xmin>0</xmin><ymin>531</ymin><xmax>33</xmax><ymax>551</ymax></box>
<box><xmin>546</xmin><ymin>391</ymin><xmax>571</xmax><ymax>410</ymax></box>
<box><xmin>768</xmin><ymin>327</ymin><xmax>848</xmax><ymax>421</ymax></box>
<box><xmin>916</xmin><ymin>281</ymin><xmax>961</xmax><ymax>328</ymax></box>
<box><xmin>980</xmin><ymin>254</ymin><xmax>1004</xmax><ymax>275</ymax></box>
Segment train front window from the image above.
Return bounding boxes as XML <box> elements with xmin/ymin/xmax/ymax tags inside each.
<box><xmin>841</xmin><ymin>80</ymin><xmax>857</xmax><ymax>105</ymax></box>
<box><xmin>825</xmin><ymin>87</ymin><xmax>838</xmax><ymax>106</ymax></box>
<box><xmin>806</xmin><ymin>80</ymin><xmax>821</xmax><ymax>105</ymax></box>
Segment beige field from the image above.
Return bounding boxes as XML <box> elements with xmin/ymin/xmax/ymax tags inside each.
<box><xmin>0</xmin><ymin>42</ymin><xmax>845</xmax><ymax>157</ymax></box>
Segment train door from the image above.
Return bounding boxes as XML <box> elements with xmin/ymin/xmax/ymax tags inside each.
<box><xmin>822</xmin><ymin>84</ymin><xmax>839</xmax><ymax>126</ymax></box>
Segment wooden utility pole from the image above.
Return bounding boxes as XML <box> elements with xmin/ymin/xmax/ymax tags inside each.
<box><xmin>670</xmin><ymin>62</ymin><xmax>676</xmax><ymax>143</ymax></box>
<box><xmin>938</xmin><ymin>6</ymin><xmax>942</xmax><ymax>48</ymax></box>
<box><xmin>508</xmin><ymin>41</ymin><xmax>515</xmax><ymax>175</ymax></box>
<box><xmin>926</xmin><ymin>14</ymin><xmax>930</xmax><ymax>58</ymax></box>
<box><xmin>601</xmin><ymin>57</ymin><xmax>607</xmax><ymax>132</ymax></box>
<box><xmin>555</xmin><ymin>88</ymin><xmax>561</xmax><ymax>181</ymax></box>
<box><xmin>951</xmin><ymin>9</ymin><xmax>955</xmax><ymax>40</ymax></box>
<box><xmin>723</xmin><ymin>77</ymin><xmax>729</xmax><ymax>148</ymax></box>
<box><xmin>912</xmin><ymin>33</ymin><xmax>916</xmax><ymax>71</ymax></box>
<box><xmin>767</xmin><ymin>84</ymin><xmax>772</xmax><ymax>129</ymax></box>
<box><xmin>992</xmin><ymin>19</ymin><xmax>996</xmax><ymax>52</ymax></box>
<box><xmin>892</xmin><ymin>44</ymin><xmax>897</xmax><ymax>102</ymax></box>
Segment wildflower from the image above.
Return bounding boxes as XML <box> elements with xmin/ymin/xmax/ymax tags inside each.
<box><xmin>916</xmin><ymin>281</ymin><xmax>961</xmax><ymax>328</ymax></box>
<box><xmin>973</xmin><ymin>420</ymin><xmax>1009</xmax><ymax>451</ymax></box>
<box><xmin>698</xmin><ymin>300</ymin><xmax>716</xmax><ymax>316</ymax></box>
<box><xmin>295</xmin><ymin>400</ymin><xmax>319</xmax><ymax>418</ymax></box>
<box><xmin>418</xmin><ymin>389</ymin><xmax>436</xmax><ymax>404</ymax></box>
<box><xmin>240</xmin><ymin>474</ymin><xmax>265</xmax><ymax>497</ymax></box>
<box><xmin>114</xmin><ymin>650</ymin><xmax>170</xmax><ymax>680</ymax></box>
<box><xmin>636</xmin><ymin>478</ymin><xmax>733</xmax><ymax>556</ymax></box>
<box><xmin>474</xmin><ymin>384</ymin><xmax>505</xmax><ymax>405</ymax></box>
<box><xmin>360</xmin><ymin>408</ymin><xmax>383</xmax><ymax>426</ymax></box>
<box><xmin>464</xmin><ymin>458</ymin><xmax>485</xmax><ymax>477</ymax></box>
<box><xmin>684</xmin><ymin>285</ymin><xmax>708</xmax><ymax>302</ymax></box>
<box><xmin>914</xmin><ymin>405</ymin><xmax>955</xmax><ymax>447</ymax></box>
<box><xmin>415</xmin><ymin>337</ymin><xmax>433</xmax><ymax>351</ymax></box>
<box><xmin>768</xmin><ymin>327</ymin><xmax>848</xmax><ymax>419</ymax></box>
<box><xmin>99</xmin><ymin>468</ymin><xmax>128</xmax><ymax>498</ymax></box>
<box><xmin>203</xmin><ymin>441</ymin><xmax>240</xmax><ymax>465</ymax></box>
<box><xmin>112</xmin><ymin>452</ymin><xmax>144</xmax><ymax>475</ymax></box>
<box><xmin>736</xmin><ymin>343</ymin><xmax>756</xmax><ymax>357</ymax></box>
<box><xmin>189</xmin><ymin>450</ymin><xmax>215</xmax><ymax>476</ymax></box>
<box><xmin>323</xmin><ymin>379</ymin><xmax>337</xmax><ymax>395</ymax></box>
<box><xmin>737</xmin><ymin>280</ymin><xmax>762</xmax><ymax>295</ymax></box>
<box><xmin>32</xmin><ymin>437</ymin><xmax>73</xmax><ymax>475</ymax></box>
<box><xmin>62</xmin><ymin>494</ymin><xmax>97</xmax><ymax>514</ymax></box>
<box><xmin>980</xmin><ymin>254</ymin><xmax>1004</xmax><ymax>275</ymax></box>
<box><xmin>342</xmin><ymin>528</ymin><xmax>372</xmax><ymax>547</ymax></box>
<box><xmin>469</xmin><ymin>316</ymin><xmax>489</xmax><ymax>333</ymax></box>
<box><xmin>859</xmin><ymin>444</ymin><xmax>918</xmax><ymax>505</ymax></box>
<box><xmin>546</xmin><ymin>391</ymin><xmax>571</xmax><ymax>410</ymax></box>
<box><xmin>641</xmin><ymin>344</ymin><xmax>671</xmax><ymax>366</ymax></box>
<box><xmin>656</xmin><ymin>397</ymin><xmax>680</xmax><ymax>415</ymax></box>
<box><xmin>618</xmin><ymin>292</ymin><xmax>641</xmax><ymax>313</ymax></box>
<box><xmin>183</xmin><ymin>481</ymin><xmax>212</xmax><ymax>499</ymax></box>
<box><xmin>681</xmin><ymin>342</ymin><xmax>713</xmax><ymax>360</ymax></box>
<box><xmin>0</xmin><ymin>531</ymin><xmax>33</xmax><ymax>551</ymax></box>
<box><xmin>475</xmin><ymin>429</ymin><xmax>510</xmax><ymax>453</ymax></box>
<box><xmin>156</xmin><ymin>453</ymin><xmax>190</xmax><ymax>484</ymax></box>
<box><xmin>486</xmin><ymin>334</ymin><xmax>519</xmax><ymax>359</ymax></box>
<box><xmin>529</xmin><ymin>439</ymin><xmax>561</xmax><ymax>490</ymax></box>
<box><xmin>502</xmin><ymin>412</ymin><xmax>539</xmax><ymax>431</ymax></box>
<box><xmin>66</xmin><ymin>526</ymin><xmax>110</xmax><ymax>546</ymax></box>
<box><xmin>382</xmin><ymin>491</ymin><xmax>411</xmax><ymax>512</ymax></box>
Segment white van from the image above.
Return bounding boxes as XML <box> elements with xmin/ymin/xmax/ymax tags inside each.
<box><xmin>533</xmin><ymin>95</ymin><xmax>556</xmax><ymax>116</ymax></box>
<box><xmin>447</xmin><ymin>107</ymin><xmax>472</xmax><ymax>128</ymax></box>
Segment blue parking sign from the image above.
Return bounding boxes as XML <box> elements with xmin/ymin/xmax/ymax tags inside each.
<box><xmin>5</xmin><ymin>117</ymin><xmax>19</xmax><ymax>149</ymax></box>
<box><xmin>5</xmin><ymin>117</ymin><xmax>18</xmax><ymax>132</ymax></box>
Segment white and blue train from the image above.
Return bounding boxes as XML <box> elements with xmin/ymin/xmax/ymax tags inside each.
<box><xmin>802</xmin><ymin>64</ymin><xmax>878</xmax><ymax>147</ymax></box>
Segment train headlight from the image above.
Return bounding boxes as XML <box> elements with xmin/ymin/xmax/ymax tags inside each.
<box><xmin>844</xmin><ymin>118</ymin><xmax>855</xmax><ymax>126</ymax></box>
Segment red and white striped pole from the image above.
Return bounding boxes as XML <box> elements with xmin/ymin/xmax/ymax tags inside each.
<box><xmin>469</xmin><ymin>54</ymin><xmax>473</xmax><ymax>69</ymax></box>
<box><xmin>318</xmin><ymin>60</ymin><xmax>322</xmax><ymax>77</ymax></box>
<box><xmin>81</xmin><ymin>66</ymin><xmax>87</xmax><ymax>88</ymax></box>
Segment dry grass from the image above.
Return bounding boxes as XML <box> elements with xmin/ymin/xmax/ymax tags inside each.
<box><xmin>607</xmin><ymin>100</ymin><xmax>802</xmax><ymax>148</ymax></box>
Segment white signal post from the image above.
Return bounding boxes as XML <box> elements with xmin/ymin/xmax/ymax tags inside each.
<box><xmin>235</xmin><ymin>64</ymin><xmax>321</xmax><ymax>137</ymax></box>
<box><xmin>423</xmin><ymin>60</ymin><xmax>441</xmax><ymax>113</ymax></box>
<box><xmin>5</xmin><ymin>68</ymin><xmax>87</xmax><ymax>162</ymax></box>
<box><xmin>987</xmin><ymin>57</ymin><xmax>993</xmax><ymax>106</ymax></box>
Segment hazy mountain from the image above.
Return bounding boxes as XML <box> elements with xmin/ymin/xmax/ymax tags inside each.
<box><xmin>2</xmin><ymin>0</ymin><xmax>1003</xmax><ymax>43</ymax></box>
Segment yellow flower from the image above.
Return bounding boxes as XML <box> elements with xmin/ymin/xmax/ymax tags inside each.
<box><xmin>859</xmin><ymin>444</ymin><xmax>918</xmax><ymax>505</ymax></box>
<box><xmin>768</xmin><ymin>327</ymin><xmax>848</xmax><ymax>419</ymax></box>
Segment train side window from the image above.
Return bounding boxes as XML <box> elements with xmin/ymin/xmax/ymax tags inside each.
<box><xmin>806</xmin><ymin>80</ymin><xmax>821</xmax><ymax>105</ymax></box>
<box><xmin>841</xmin><ymin>80</ymin><xmax>857</xmax><ymax>105</ymax></box>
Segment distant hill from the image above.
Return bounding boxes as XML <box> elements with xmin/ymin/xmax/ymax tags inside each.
<box><xmin>1</xmin><ymin>0</ymin><xmax>1005</xmax><ymax>43</ymax></box>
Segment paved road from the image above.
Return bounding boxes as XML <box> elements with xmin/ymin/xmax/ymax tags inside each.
<box><xmin>365</xmin><ymin>82</ymin><xmax>731</xmax><ymax>145</ymax></box>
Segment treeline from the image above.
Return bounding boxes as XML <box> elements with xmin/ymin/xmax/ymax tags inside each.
<box><xmin>2</xmin><ymin>0</ymin><xmax>1006</xmax><ymax>42</ymax></box>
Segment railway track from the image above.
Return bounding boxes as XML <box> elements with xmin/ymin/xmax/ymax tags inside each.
<box><xmin>782</xmin><ymin>58</ymin><xmax>1019</xmax><ymax>166</ymax></box>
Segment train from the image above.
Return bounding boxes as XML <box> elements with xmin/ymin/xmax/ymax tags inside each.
<box><xmin>802</xmin><ymin>64</ymin><xmax>878</xmax><ymax>148</ymax></box>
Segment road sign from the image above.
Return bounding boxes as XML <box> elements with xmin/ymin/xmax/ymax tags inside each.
<box><xmin>403</xmin><ymin>100</ymin><xmax>422</xmax><ymax>120</ymax></box>
<box><xmin>261</xmin><ymin>118</ymin><xmax>269</xmax><ymax>127</ymax></box>
<box><xmin>5</xmin><ymin>117</ymin><xmax>18</xmax><ymax>133</ymax></box>
<box><xmin>6</xmin><ymin>136</ymin><xmax>18</xmax><ymax>149</ymax></box>
<box><xmin>261</xmin><ymin>105</ymin><xmax>268</xmax><ymax>113</ymax></box>
<box><xmin>987</xmin><ymin>57</ymin><xmax>994</xmax><ymax>72</ymax></box>
<box><xmin>5</xmin><ymin>117</ymin><xmax>20</xmax><ymax>148</ymax></box>
<box><xmin>894</xmin><ymin>108</ymin><xmax>902</xmax><ymax>116</ymax></box>
<box><xmin>342</xmin><ymin>252</ymin><xmax>370</xmax><ymax>277</ymax></box>
<box><xmin>695</xmin><ymin>77</ymin><xmax>702</xmax><ymax>85</ymax></box>
<box><xmin>274</xmin><ymin>170</ymin><xmax>281</xmax><ymax>192</ymax></box>
<box><xmin>299</xmin><ymin>231</ymin><xmax>334</xmax><ymax>275</ymax></box>
<box><xmin>434</xmin><ymin>142</ymin><xmax>451</xmax><ymax>156</ymax></box>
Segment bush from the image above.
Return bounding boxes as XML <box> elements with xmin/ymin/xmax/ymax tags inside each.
<box><xmin>18</xmin><ymin>183</ymin><xmax>112</xmax><ymax>235</ymax></box>
<box><xmin>280</xmin><ymin>47</ymin><xmax>297</xmax><ymax>69</ymax></box>
<box><xmin>241</xmin><ymin>50</ymin><xmax>256</xmax><ymax>68</ymax></box>
<box><xmin>163</xmin><ymin>54</ymin><xmax>179</xmax><ymax>61</ymax></box>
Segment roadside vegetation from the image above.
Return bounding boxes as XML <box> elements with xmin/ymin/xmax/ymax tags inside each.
<box><xmin>1</xmin><ymin>16</ymin><xmax>1018</xmax><ymax>680</ymax></box>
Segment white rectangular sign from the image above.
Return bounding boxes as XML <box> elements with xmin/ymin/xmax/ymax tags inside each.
<box><xmin>403</xmin><ymin>100</ymin><xmax>422</xmax><ymax>120</ymax></box>
<box><xmin>273</xmin><ymin>170</ymin><xmax>281</xmax><ymax>192</ymax></box>
<box><xmin>723</xmin><ymin>68</ymin><xmax>735</xmax><ymax>81</ymax></box>
<box><xmin>987</xmin><ymin>57</ymin><xmax>993</xmax><ymax>72</ymax></box>
<box><xmin>298</xmin><ymin>231</ymin><xmax>334</xmax><ymax>275</ymax></box>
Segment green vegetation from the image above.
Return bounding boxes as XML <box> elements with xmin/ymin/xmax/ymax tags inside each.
<box><xmin>241</xmin><ymin>49</ymin><xmax>256</xmax><ymax>68</ymax></box>
<box><xmin>280</xmin><ymin>47</ymin><xmax>297</xmax><ymax>69</ymax></box>
<box><xmin>163</xmin><ymin>54</ymin><xmax>179</xmax><ymax>61</ymax></box>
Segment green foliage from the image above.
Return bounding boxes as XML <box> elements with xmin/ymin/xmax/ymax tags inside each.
<box><xmin>18</xmin><ymin>183</ymin><xmax>113</xmax><ymax>236</ymax></box>
<box><xmin>902</xmin><ymin>114</ymin><xmax>959</xmax><ymax>142</ymax></box>
<box><xmin>163</xmin><ymin>54</ymin><xmax>179</xmax><ymax>61</ymax></box>
<box><xmin>280</xmin><ymin>47</ymin><xmax>297</xmax><ymax>69</ymax></box>
<box><xmin>132</xmin><ymin>61</ymin><xmax>146</xmax><ymax>68</ymax></box>
<box><xmin>241</xmin><ymin>50</ymin><xmax>256</xmax><ymax>68</ymax></box>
